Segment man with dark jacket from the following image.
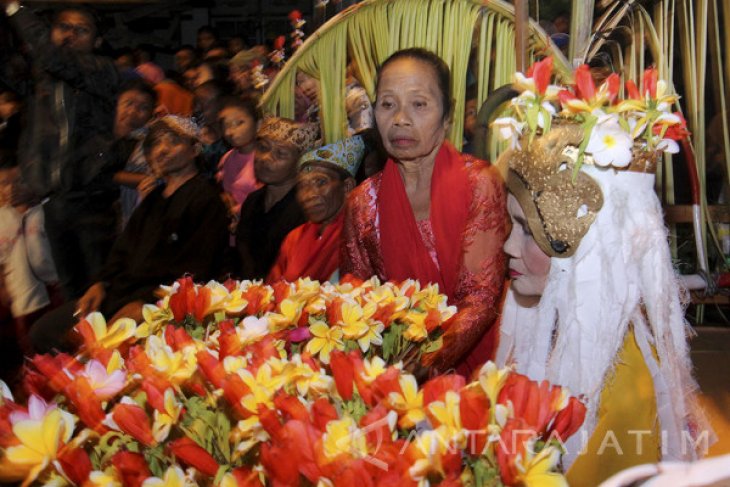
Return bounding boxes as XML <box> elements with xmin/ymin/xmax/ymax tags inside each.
<box><xmin>29</xmin><ymin>116</ymin><xmax>230</xmax><ymax>353</ymax></box>
<box><xmin>2</xmin><ymin>2</ymin><xmax>120</xmax><ymax>300</ymax></box>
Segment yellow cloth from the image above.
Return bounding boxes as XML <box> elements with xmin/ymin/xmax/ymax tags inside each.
<box><xmin>566</xmin><ymin>329</ymin><xmax>660</xmax><ymax>486</ymax></box>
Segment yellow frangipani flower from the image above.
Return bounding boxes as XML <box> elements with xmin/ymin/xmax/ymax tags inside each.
<box><xmin>223</xmin><ymin>355</ymin><xmax>249</xmax><ymax>376</ymax></box>
<box><xmin>141</xmin><ymin>466</ymin><xmax>193</xmax><ymax>487</ymax></box>
<box><xmin>322</xmin><ymin>416</ymin><xmax>368</xmax><ymax>460</ymax></box>
<box><xmin>428</xmin><ymin>391</ymin><xmax>466</xmax><ymax>448</ymax></box>
<box><xmin>268</xmin><ymin>298</ymin><xmax>304</xmax><ymax>331</ymax></box>
<box><xmin>85</xmin><ymin>312</ymin><xmax>137</xmax><ymax>349</ymax></box>
<box><xmin>144</xmin><ymin>336</ymin><xmax>197</xmax><ymax>384</ymax></box>
<box><xmin>408</xmin><ymin>430</ymin><xmax>449</xmax><ymax>481</ymax></box>
<box><xmin>88</xmin><ymin>469</ymin><xmax>123</xmax><ymax>487</ymax></box>
<box><xmin>360</xmin><ymin>356</ymin><xmax>389</xmax><ymax>384</ymax></box>
<box><xmin>387</xmin><ymin>375</ymin><xmax>426</xmax><ymax>428</ymax></box>
<box><xmin>514</xmin><ymin>445</ymin><xmax>567</xmax><ymax>487</ymax></box>
<box><xmin>478</xmin><ymin>361</ymin><xmax>511</xmax><ymax>407</ymax></box>
<box><xmin>231</xmin><ymin>417</ymin><xmax>270</xmax><ymax>459</ymax></box>
<box><xmin>283</xmin><ymin>357</ymin><xmax>334</xmax><ymax>397</ymax></box>
<box><xmin>152</xmin><ymin>389</ymin><xmax>183</xmax><ymax>442</ymax></box>
<box><xmin>339</xmin><ymin>300</ymin><xmax>372</xmax><ymax>339</ymax></box>
<box><xmin>6</xmin><ymin>407</ymin><xmax>76</xmax><ymax>486</ymax></box>
<box><xmin>137</xmin><ymin>303</ymin><xmax>173</xmax><ymax>339</ymax></box>
<box><xmin>402</xmin><ymin>311</ymin><xmax>428</xmax><ymax>342</ymax></box>
<box><xmin>239</xmin><ymin>363</ymin><xmax>284</xmax><ymax>413</ymax></box>
<box><xmin>305</xmin><ymin>320</ymin><xmax>344</xmax><ymax>364</ymax></box>
<box><xmin>356</xmin><ymin>320</ymin><xmax>384</xmax><ymax>353</ymax></box>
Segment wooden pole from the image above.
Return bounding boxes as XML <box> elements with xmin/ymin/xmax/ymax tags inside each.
<box><xmin>514</xmin><ymin>0</ymin><xmax>528</xmax><ymax>72</ymax></box>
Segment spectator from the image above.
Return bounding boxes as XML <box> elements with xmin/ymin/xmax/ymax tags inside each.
<box><xmin>196</xmin><ymin>25</ymin><xmax>219</xmax><ymax>54</ymax></box>
<box><xmin>133</xmin><ymin>44</ymin><xmax>164</xmax><ymax>85</ymax></box>
<box><xmin>29</xmin><ymin>116</ymin><xmax>229</xmax><ymax>353</ymax></box>
<box><xmin>227</xmin><ymin>36</ymin><xmax>246</xmax><ymax>56</ymax></box>
<box><xmin>268</xmin><ymin>135</ymin><xmax>365</xmax><ymax>283</ymax></box>
<box><xmin>0</xmin><ymin>159</ymin><xmax>59</xmax><ymax>355</ymax></box>
<box><xmin>111</xmin><ymin>79</ymin><xmax>157</xmax><ymax>227</ymax></box>
<box><xmin>236</xmin><ymin>118</ymin><xmax>319</xmax><ymax>279</ymax></box>
<box><xmin>216</xmin><ymin>95</ymin><xmax>262</xmax><ymax>222</ymax></box>
<box><xmin>193</xmin><ymin>80</ymin><xmax>231</xmax><ymax>178</ymax></box>
<box><xmin>2</xmin><ymin>2</ymin><xmax>120</xmax><ymax>300</ymax></box>
<box><xmin>174</xmin><ymin>45</ymin><xmax>197</xmax><ymax>75</ymax></box>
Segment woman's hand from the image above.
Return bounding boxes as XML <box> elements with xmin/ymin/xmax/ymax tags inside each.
<box><xmin>75</xmin><ymin>282</ymin><xmax>106</xmax><ymax>317</ymax></box>
<box><xmin>109</xmin><ymin>300</ymin><xmax>145</xmax><ymax>324</ymax></box>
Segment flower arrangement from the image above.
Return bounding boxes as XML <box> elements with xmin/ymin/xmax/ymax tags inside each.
<box><xmin>0</xmin><ymin>276</ymin><xmax>586</xmax><ymax>486</ymax></box>
<box><xmin>493</xmin><ymin>57</ymin><xmax>689</xmax><ymax>171</ymax></box>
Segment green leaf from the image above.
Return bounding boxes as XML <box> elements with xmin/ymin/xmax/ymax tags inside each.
<box><xmin>421</xmin><ymin>336</ymin><xmax>443</xmax><ymax>354</ymax></box>
<box><xmin>144</xmin><ymin>444</ymin><xmax>170</xmax><ymax>478</ymax></box>
<box><xmin>470</xmin><ymin>457</ymin><xmax>501</xmax><ymax>487</ymax></box>
<box><xmin>341</xmin><ymin>391</ymin><xmax>368</xmax><ymax>422</ymax></box>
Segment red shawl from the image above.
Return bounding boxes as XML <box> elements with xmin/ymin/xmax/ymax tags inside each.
<box><xmin>378</xmin><ymin>141</ymin><xmax>470</xmax><ymax>299</ymax></box>
<box><xmin>267</xmin><ymin>210</ymin><xmax>344</xmax><ymax>283</ymax></box>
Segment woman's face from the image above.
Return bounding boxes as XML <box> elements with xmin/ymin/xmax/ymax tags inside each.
<box><xmin>504</xmin><ymin>194</ymin><xmax>551</xmax><ymax>300</ymax></box>
<box><xmin>374</xmin><ymin>57</ymin><xmax>449</xmax><ymax>164</ymax></box>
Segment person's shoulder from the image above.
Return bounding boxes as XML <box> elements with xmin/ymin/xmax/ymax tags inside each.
<box><xmin>349</xmin><ymin>171</ymin><xmax>382</xmax><ymax>202</ymax></box>
<box><xmin>461</xmin><ymin>153</ymin><xmax>504</xmax><ymax>188</ymax></box>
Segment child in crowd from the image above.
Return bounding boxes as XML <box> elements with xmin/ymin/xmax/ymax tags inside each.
<box><xmin>216</xmin><ymin>96</ymin><xmax>263</xmax><ymax>229</ymax></box>
<box><xmin>0</xmin><ymin>160</ymin><xmax>59</xmax><ymax>354</ymax></box>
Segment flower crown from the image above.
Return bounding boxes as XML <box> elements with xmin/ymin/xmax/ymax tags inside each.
<box><xmin>493</xmin><ymin>57</ymin><xmax>689</xmax><ymax>172</ymax></box>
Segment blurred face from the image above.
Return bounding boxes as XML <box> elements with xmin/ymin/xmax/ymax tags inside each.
<box><xmin>195</xmin><ymin>64</ymin><xmax>215</xmax><ymax>86</ymax></box>
<box><xmin>0</xmin><ymin>167</ymin><xmax>34</xmax><ymax>208</ymax></box>
<box><xmin>193</xmin><ymin>86</ymin><xmax>219</xmax><ymax>126</ymax></box>
<box><xmin>115</xmin><ymin>90</ymin><xmax>155</xmax><ymax>138</ymax></box>
<box><xmin>51</xmin><ymin>11</ymin><xmax>97</xmax><ymax>53</ymax></box>
<box><xmin>197</xmin><ymin>31</ymin><xmax>216</xmax><ymax>51</ymax></box>
<box><xmin>375</xmin><ymin>57</ymin><xmax>449</xmax><ymax>164</ymax></box>
<box><xmin>219</xmin><ymin>106</ymin><xmax>257</xmax><ymax>151</ymax></box>
<box><xmin>228</xmin><ymin>38</ymin><xmax>245</xmax><ymax>55</ymax></box>
<box><xmin>296</xmin><ymin>72</ymin><xmax>320</xmax><ymax>102</ymax></box>
<box><xmin>504</xmin><ymin>194</ymin><xmax>551</xmax><ymax>301</ymax></box>
<box><xmin>145</xmin><ymin>131</ymin><xmax>199</xmax><ymax>178</ymax></box>
<box><xmin>182</xmin><ymin>67</ymin><xmax>199</xmax><ymax>90</ymax></box>
<box><xmin>230</xmin><ymin>65</ymin><xmax>252</xmax><ymax>91</ymax></box>
<box><xmin>175</xmin><ymin>49</ymin><xmax>195</xmax><ymax>73</ymax></box>
<box><xmin>296</xmin><ymin>166</ymin><xmax>350</xmax><ymax>224</ymax></box>
<box><xmin>464</xmin><ymin>98</ymin><xmax>478</xmax><ymax>139</ymax></box>
<box><xmin>254</xmin><ymin>138</ymin><xmax>299</xmax><ymax>185</ymax></box>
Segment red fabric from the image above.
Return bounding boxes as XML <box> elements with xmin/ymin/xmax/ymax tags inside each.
<box><xmin>267</xmin><ymin>210</ymin><xmax>344</xmax><ymax>283</ymax></box>
<box><xmin>378</xmin><ymin>141</ymin><xmax>470</xmax><ymax>299</ymax></box>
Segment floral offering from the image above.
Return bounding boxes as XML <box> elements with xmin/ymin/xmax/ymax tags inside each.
<box><xmin>493</xmin><ymin>57</ymin><xmax>688</xmax><ymax>170</ymax></box>
<box><xmin>0</xmin><ymin>276</ymin><xmax>586</xmax><ymax>486</ymax></box>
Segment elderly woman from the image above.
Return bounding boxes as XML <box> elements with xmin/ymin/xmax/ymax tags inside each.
<box><xmin>342</xmin><ymin>48</ymin><xmax>508</xmax><ymax>376</ymax></box>
<box><xmin>496</xmin><ymin>122</ymin><xmax>709</xmax><ymax>484</ymax></box>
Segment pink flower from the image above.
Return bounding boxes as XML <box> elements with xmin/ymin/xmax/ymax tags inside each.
<box><xmin>81</xmin><ymin>360</ymin><xmax>126</xmax><ymax>401</ymax></box>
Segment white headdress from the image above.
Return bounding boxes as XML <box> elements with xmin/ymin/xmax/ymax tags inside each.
<box><xmin>495</xmin><ymin>59</ymin><xmax>712</xmax><ymax>465</ymax></box>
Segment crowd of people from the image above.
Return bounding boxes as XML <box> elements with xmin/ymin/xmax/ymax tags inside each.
<box><xmin>0</xmin><ymin>2</ymin><xmax>716</xmax><ymax>484</ymax></box>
